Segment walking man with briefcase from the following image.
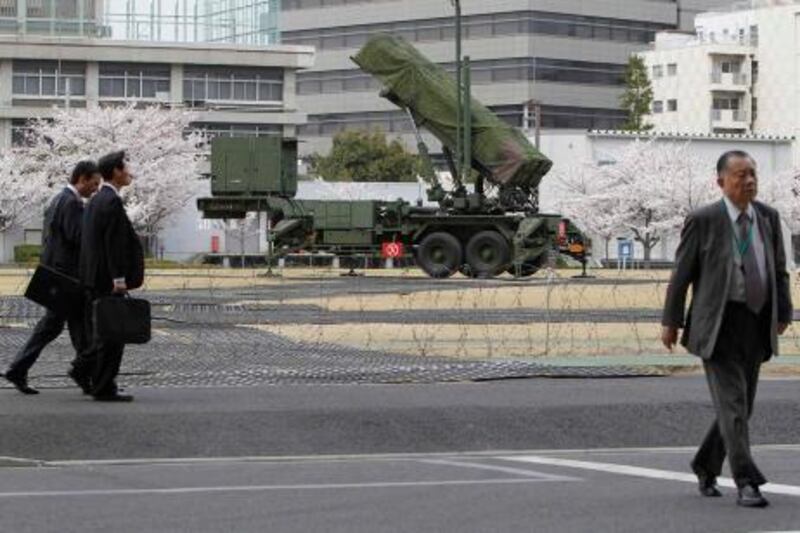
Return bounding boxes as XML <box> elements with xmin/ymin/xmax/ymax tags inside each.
<box><xmin>4</xmin><ymin>161</ymin><xmax>101</xmax><ymax>395</ymax></box>
<box><xmin>78</xmin><ymin>151</ymin><xmax>145</xmax><ymax>402</ymax></box>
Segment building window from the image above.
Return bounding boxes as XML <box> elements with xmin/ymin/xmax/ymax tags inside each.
<box><xmin>750</xmin><ymin>25</ymin><xmax>759</xmax><ymax>46</ymax></box>
<box><xmin>282</xmin><ymin>0</ymin><xmax>397</xmax><ymax>9</ymax></box>
<box><xmin>752</xmin><ymin>98</ymin><xmax>758</xmax><ymax>121</ymax></box>
<box><xmin>12</xmin><ymin>60</ymin><xmax>86</xmax><ymax>97</ymax></box>
<box><xmin>667</xmin><ymin>99</ymin><xmax>677</xmax><ymax>112</ymax></box>
<box><xmin>667</xmin><ymin>63</ymin><xmax>677</xmax><ymax>76</ymax></box>
<box><xmin>719</xmin><ymin>61</ymin><xmax>741</xmax><ymax>74</ymax></box>
<box><xmin>183</xmin><ymin>66</ymin><xmax>283</xmax><ymax>105</ymax></box>
<box><xmin>99</xmin><ymin>63</ymin><xmax>171</xmax><ymax>99</ymax></box>
<box><xmin>11</xmin><ymin>118</ymin><xmax>35</xmax><ymax>146</ymax></box>
<box><xmin>652</xmin><ymin>100</ymin><xmax>663</xmax><ymax>114</ymax></box>
<box><xmin>192</xmin><ymin>122</ymin><xmax>282</xmax><ymax>139</ymax></box>
<box><xmin>300</xmin><ymin>105</ymin><xmax>627</xmax><ymax>136</ymax></box>
<box><xmin>297</xmin><ymin>57</ymin><xmax>626</xmax><ymax>95</ymax></box>
<box><xmin>712</xmin><ymin>97</ymin><xmax>740</xmax><ymax>110</ymax></box>
<box><xmin>652</xmin><ymin>65</ymin><xmax>663</xmax><ymax>79</ymax></box>
<box><xmin>283</xmin><ymin>11</ymin><xmax>672</xmax><ymax>50</ymax></box>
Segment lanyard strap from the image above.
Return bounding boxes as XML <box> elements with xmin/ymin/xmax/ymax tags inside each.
<box><xmin>723</xmin><ymin>201</ymin><xmax>755</xmax><ymax>257</ymax></box>
<box><xmin>733</xmin><ymin>221</ymin><xmax>754</xmax><ymax>257</ymax></box>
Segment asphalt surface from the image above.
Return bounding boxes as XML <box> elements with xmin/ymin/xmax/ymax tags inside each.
<box><xmin>0</xmin><ymin>447</ymin><xmax>798</xmax><ymax>533</ymax></box>
<box><xmin>2</xmin><ymin>378</ymin><xmax>799</xmax><ymax>532</ymax></box>
<box><xmin>2</xmin><ymin>377</ymin><xmax>799</xmax><ymax>461</ymax></box>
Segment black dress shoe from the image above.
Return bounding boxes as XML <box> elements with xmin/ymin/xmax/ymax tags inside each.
<box><xmin>93</xmin><ymin>393</ymin><xmax>134</xmax><ymax>402</ymax></box>
<box><xmin>737</xmin><ymin>485</ymin><xmax>769</xmax><ymax>508</ymax></box>
<box><xmin>67</xmin><ymin>368</ymin><xmax>92</xmax><ymax>395</ymax></box>
<box><xmin>4</xmin><ymin>371</ymin><xmax>39</xmax><ymax>395</ymax></box>
<box><xmin>698</xmin><ymin>476</ymin><xmax>722</xmax><ymax>497</ymax></box>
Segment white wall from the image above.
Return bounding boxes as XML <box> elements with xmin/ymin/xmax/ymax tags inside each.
<box><xmin>537</xmin><ymin>131</ymin><xmax>794</xmax><ymax>261</ymax></box>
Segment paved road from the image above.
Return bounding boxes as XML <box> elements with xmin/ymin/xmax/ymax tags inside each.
<box><xmin>3</xmin><ymin>377</ymin><xmax>799</xmax><ymax>532</ymax></box>
<box><xmin>0</xmin><ymin>447</ymin><xmax>798</xmax><ymax>533</ymax></box>
<box><xmin>2</xmin><ymin>377</ymin><xmax>799</xmax><ymax>460</ymax></box>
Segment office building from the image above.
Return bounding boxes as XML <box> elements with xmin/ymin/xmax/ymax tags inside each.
<box><xmin>0</xmin><ymin>0</ymin><xmax>106</xmax><ymax>37</ymax></box>
<box><xmin>0</xmin><ymin>35</ymin><xmax>313</xmax><ymax>261</ymax></box>
<box><xmin>642</xmin><ymin>0</ymin><xmax>800</xmax><ymax>157</ymax></box>
<box><xmin>281</xmin><ymin>0</ymin><xmax>733</xmax><ymax>157</ymax></box>
<box><xmin>102</xmin><ymin>0</ymin><xmax>280</xmax><ymax>44</ymax></box>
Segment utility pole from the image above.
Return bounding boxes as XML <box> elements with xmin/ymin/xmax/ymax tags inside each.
<box><xmin>451</xmin><ymin>0</ymin><xmax>471</xmax><ymax>187</ymax></box>
<box><xmin>452</xmin><ymin>0</ymin><xmax>462</xmax><ymax>186</ymax></box>
<box><xmin>524</xmin><ymin>99</ymin><xmax>542</xmax><ymax>149</ymax></box>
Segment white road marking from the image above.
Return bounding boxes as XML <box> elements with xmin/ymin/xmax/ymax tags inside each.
<box><xmin>36</xmin><ymin>444</ymin><xmax>800</xmax><ymax>466</ymax></box>
<box><xmin>39</xmin><ymin>444</ymin><xmax>800</xmax><ymax>468</ymax></box>
<box><xmin>502</xmin><ymin>455</ymin><xmax>800</xmax><ymax>497</ymax></box>
<box><xmin>0</xmin><ymin>456</ymin><xmax>41</xmax><ymax>466</ymax></box>
<box><xmin>0</xmin><ymin>478</ymin><xmax>563</xmax><ymax>499</ymax></box>
<box><xmin>417</xmin><ymin>458</ymin><xmax>581</xmax><ymax>482</ymax></box>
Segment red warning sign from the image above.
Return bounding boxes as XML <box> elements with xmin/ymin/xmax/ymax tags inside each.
<box><xmin>381</xmin><ymin>242</ymin><xmax>404</xmax><ymax>259</ymax></box>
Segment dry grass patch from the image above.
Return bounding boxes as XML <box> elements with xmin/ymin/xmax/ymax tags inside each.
<box><xmin>252</xmin><ymin>321</ymin><xmax>800</xmax><ymax>360</ymax></box>
<box><xmin>295</xmin><ymin>279</ymin><xmax>673</xmax><ymax>312</ymax></box>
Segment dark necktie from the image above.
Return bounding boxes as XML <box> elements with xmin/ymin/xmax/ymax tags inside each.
<box><xmin>737</xmin><ymin>212</ymin><xmax>767</xmax><ymax>314</ymax></box>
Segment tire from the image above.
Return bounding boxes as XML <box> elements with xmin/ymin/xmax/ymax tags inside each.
<box><xmin>416</xmin><ymin>232</ymin><xmax>463</xmax><ymax>278</ymax></box>
<box><xmin>465</xmin><ymin>231</ymin><xmax>511</xmax><ymax>279</ymax></box>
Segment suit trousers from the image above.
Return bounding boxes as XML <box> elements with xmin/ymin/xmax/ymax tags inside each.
<box><xmin>691</xmin><ymin>301</ymin><xmax>770</xmax><ymax>488</ymax></box>
<box><xmin>7</xmin><ymin>307</ymin><xmax>86</xmax><ymax>379</ymax></box>
<box><xmin>80</xmin><ymin>291</ymin><xmax>125</xmax><ymax>397</ymax></box>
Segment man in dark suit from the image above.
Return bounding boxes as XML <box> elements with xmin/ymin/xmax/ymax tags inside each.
<box><xmin>4</xmin><ymin>161</ymin><xmax>100</xmax><ymax>395</ymax></box>
<box><xmin>662</xmin><ymin>150</ymin><xmax>792</xmax><ymax>508</ymax></box>
<box><xmin>78</xmin><ymin>150</ymin><xmax>144</xmax><ymax>402</ymax></box>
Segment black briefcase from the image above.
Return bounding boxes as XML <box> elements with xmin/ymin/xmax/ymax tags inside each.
<box><xmin>24</xmin><ymin>265</ymin><xmax>83</xmax><ymax>316</ymax></box>
<box><xmin>93</xmin><ymin>296</ymin><xmax>151</xmax><ymax>345</ymax></box>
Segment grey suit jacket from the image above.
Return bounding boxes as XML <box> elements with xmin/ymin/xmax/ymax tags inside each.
<box><xmin>662</xmin><ymin>199</ymin><xmax>793</xmax><ymax>360</ymax></box>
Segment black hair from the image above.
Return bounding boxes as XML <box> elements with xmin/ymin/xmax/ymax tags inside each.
<box><xmin>716</xmin><ymin>150</ymin><xmax>754</xmax><ymax>176</ymax></box>
<box><xmin>98</xmin><ymin>150</ymin><xmax>127</xmax><ymax>181</ymax></box>
<box><xmin>70</xmin><ymin>160</ymin><xmax>99</xmax><ymax>185</ymax></box>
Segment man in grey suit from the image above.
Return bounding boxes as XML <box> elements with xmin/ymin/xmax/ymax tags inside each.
<box><xmin>662</xmin><ymin>150</ymin><xmax>792</xmax><ymax>508</ymax></box>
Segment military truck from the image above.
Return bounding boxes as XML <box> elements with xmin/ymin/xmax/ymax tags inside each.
<box><xmin>197</xmin><ymin>35</ymin><xmax>587</xmax><ymax>278</ymax></box>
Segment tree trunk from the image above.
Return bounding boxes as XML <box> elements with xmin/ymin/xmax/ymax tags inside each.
<box><xmin>643</xmin><ymin>242</ymin><xmax>652</xmax><ymax>269</ymax></box>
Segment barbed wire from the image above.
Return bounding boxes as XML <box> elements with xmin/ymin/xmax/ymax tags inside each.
<box><xmin>2</xmin><ymin>263</ymin><xmax>798</xmax><ymax>356</ymax></box>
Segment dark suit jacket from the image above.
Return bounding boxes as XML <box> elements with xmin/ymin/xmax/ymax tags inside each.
<box><xmin>41</xmin><ymin>187</ymin><xmax>83</xmax><ymax>277</ymax></box>
<box><xmin>662</xmin><ymin>199</ymin><xmax>793</xmax><ymax>360</ymax></box>
<box><xmin>79</xmin><ymin>185</ymin><xmax>144</xmax><ymax>295</ymax></box>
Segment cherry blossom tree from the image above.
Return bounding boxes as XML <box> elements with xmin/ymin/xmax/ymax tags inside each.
<box><xmin>22</xmin><ymin>104</ymin><xmax>206</xmax><ymax>242</ymax></box>
<box><xmin>554</xmin><ymin>140</ymin><xmax>717</xmax><ymax>266</ymax></box>
<box><xmin>603</xmin><ymin>140</ymin><xmax>717</xmax><ymax>265</ymax></box>
<box><xmin>553</xmin><ymin>162</ymin><xmax>621</xmax><ymax>260</ymax></box>
<box><xmin>0</xmin><ymin>150</ymin><xmax>48</xmax><ymax>235</ymax></box>
<box><xmin>757</xmin><ymin>168</ymin><xmax>800</xmax><ymax>234</ymax></box>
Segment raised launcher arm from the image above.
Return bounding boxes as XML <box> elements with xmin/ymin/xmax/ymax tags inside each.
<box><xmin>352</xmin><ymin>34</ymin><xmax>553</xmax><ymax>213</ymax></box>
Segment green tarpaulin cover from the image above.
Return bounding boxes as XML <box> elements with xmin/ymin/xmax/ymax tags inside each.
<box><xmin>352</xmin><ymin>34</ymin><xmax>552</xmax><ymax>189</ymax></box>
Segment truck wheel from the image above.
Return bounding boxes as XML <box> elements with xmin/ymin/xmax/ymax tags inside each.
<box><xmin>465</xmin><ymin>231</ymin><xmax>511</xmax><ymax>279</ymax></box>
<box><xmin>416</xmin><ymin>232</ymin><xmax>463</xmax><ymax>278</ymax></box>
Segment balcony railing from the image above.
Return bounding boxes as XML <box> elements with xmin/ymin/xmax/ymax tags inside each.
<box><xmin>710</xmin><ymin>72</ymin><xmax>749</xmax><ymax>85</ymax></box>
<box><xmin>711</xmin><ymin>109</ymin><xmax>748</xmax><ymax>122</ymax></box>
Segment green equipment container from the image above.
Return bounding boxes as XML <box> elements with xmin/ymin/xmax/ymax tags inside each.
<box><xmin>352</xmin><ymin>34</ymin><xmax>552</xmax><ymax>190</ymax></box>
<box><xmin>211</xmin><ymin>136</ymin><xmax>298</xmax><ymax>197</ymax></box>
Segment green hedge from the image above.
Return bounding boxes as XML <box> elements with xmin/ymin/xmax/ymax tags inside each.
<box><xmin>14</xmin><ymin>244</ymin><xmax>42</xmax><ymax>264</ymax></box>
